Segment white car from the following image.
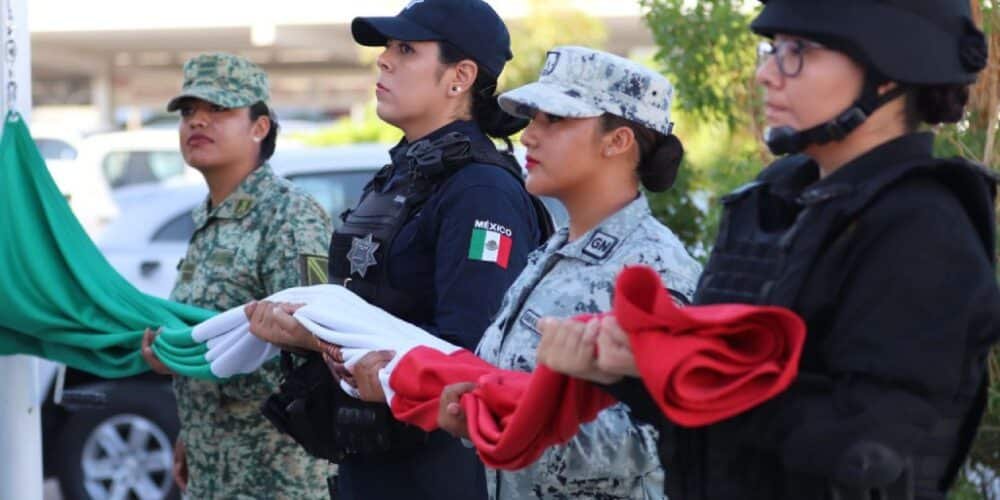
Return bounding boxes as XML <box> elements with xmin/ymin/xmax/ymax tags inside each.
<box><xmin>76</xmin><ymin>129</ymin><xmax>201</xmax><ymax>191</ymax></box>
<box><xmin>99</xmin><ymin>144</ymin><xmax>391</xmax><ymax>298</ymax></box>
<box><xmin>99</xmin><ymin>143</ymin><xmax>567</xmax><ymax>299</ymax></box>
<box><xmin>32</xmin><ymin>127</ymin><xmax>119</xmax><ymax>238</ymax></box>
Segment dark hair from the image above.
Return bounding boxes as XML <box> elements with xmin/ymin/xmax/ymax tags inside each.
<box><xmin>600</xmin><ymin>114</ymin><xmax>683</xmax><ymax>192</ymax></box>
<box><xmin>249</xmin><ymin>101</ymin><xmax>279</xmax><ymax>165</ymax></box>
<box><xmin>903</xmin><ymin>84</ymin><xmax>970</xmax><ymax>131</ymax></box>
<box><xmin>437</xmin><ymin>41</ymin><xmax>527</xmax><ymax>140</ymax></box>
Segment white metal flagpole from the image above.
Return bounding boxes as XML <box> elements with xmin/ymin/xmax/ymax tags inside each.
<box><xmin>0</xmin><ymin>0</ymin><xmax>41</xmax><ymax>497</ymax></box>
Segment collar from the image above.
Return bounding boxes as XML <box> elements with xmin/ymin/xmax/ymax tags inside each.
<box><xmin>389</xmin><ymin>120</ymin><xmax>487</xmax><ymax>165</ymax></box>
<box><xmin>817</xmin><ymin>132</ymin><xmax>935</xmax><ymax>189</ymax></box>
<box><xmin>548</xmin><ymin>193</ymin><xmax>652</xmax><ymax>265</ymax></box>
<box><xmin>770</xmin><ymin>133</ymin><xmax>936</xmax><ymax>205</ymax></box>
<box><xmin>192</xmin><ymin>164</ymin><xmax>276</xmax><ymax>230</ymax></box>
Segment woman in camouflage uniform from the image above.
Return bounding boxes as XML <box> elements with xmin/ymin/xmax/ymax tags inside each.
<box><xmin>140</xmin><ymin>53</ymin><xmax>332</xmax><ymax>499</ymax></box>
<box><xmin>435</xmin><ymin>46</ymin><xmax>702</xmax><ymax>499</ymax></box>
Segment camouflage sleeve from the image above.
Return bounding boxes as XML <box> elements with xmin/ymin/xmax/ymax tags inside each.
<box><xmin>533</xmin><ymin>402</ymin><xmax>663</xmax><ymax>495</ymax></box>
<box><xmin>260</xmin><ymin>193</ymin><xmax>333</xmax><ymax>294</ymax></box>
<box><xmin>219</xmin><ymin>192</ymin><xmax>332</xmax><ymax>402</ymax></box>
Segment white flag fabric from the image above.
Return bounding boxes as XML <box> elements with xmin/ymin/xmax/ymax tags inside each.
<box><xmin>188</xmin><ymin>284</ymin><xmax>459</xmax><ymax>404</ymax></box>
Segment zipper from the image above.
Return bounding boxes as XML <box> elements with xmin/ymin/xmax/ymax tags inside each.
<box><xmin>494</xmin><ymin>253</ymin><xmax>564</xmax><ymax>500</ymax></box>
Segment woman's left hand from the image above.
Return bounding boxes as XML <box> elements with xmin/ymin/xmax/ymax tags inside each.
<box><xmin>536</xmin><ymin>317</ymin><xmax>622</xmax><ymax>385</ymax></box>
<box><xmin>438</xmin><ymin>382</ymin><xmax>476</xmax><ymax>439</ymax></box>
<box><xmin>245</xmin><ymin>301</ymin><xmax>318</xmax><ymax>352</ymax></box>
<box><xmin>351</xmin><ymin>350</ymin><xmax>396</xmax><ymax>403</ymax></box>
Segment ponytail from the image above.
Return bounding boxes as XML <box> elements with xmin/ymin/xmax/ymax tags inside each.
<box><xmin>438</xmin><ymin>41</ymin><xmax>527</xmax><ymax>140</ymax></box>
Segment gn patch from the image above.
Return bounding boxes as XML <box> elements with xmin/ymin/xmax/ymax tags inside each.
<box><xmin>582</xmin><ymin>230</ymin><xmax>619</xmax><ymax>260</ymax></box>
<box><xmin>519</xmin><ymin>309</ymin><xmax>542</xmax><ymax>335</ymax></box>
<box><xmin>299</xmin><ymin>254</ymin><xmax>330</xmax><ymax>286</ymax></box>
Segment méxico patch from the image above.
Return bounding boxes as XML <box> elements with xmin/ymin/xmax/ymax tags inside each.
<box><xmin>468</xmin><ymin>219</ymin><xmax>513</xmax><ymax>269</ymax></box>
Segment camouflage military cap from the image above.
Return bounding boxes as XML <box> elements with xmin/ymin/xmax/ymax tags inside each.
<box><xmin>166</xmin><ymin>53</ymin><xmax>269</xmax><ymax>111</ymax></box>
<box><xmin>499</xmin><ymin>46</ymin><xmax>675</xmax><ymax>135</ymax></box>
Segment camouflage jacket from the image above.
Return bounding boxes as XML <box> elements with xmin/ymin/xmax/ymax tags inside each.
<box><xmin>476</xmin><ymin>194</ymin><xmax>702</xmax><ymax>500</ymax></box>
<box><xmin>170</xmin><ymin>164</ymin><xmax>332</xmax><ymax>499</ymax></box>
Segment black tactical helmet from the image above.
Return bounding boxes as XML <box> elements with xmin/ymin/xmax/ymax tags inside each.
<box><xmin>751</xmin><ymin>0</ymin><xmax>988</xmax><ymax>85</ymax></box>
<box><xmin>751</xmin><ymin>0</ymin><xmax>988</xmax><ymax>155</ymax></box>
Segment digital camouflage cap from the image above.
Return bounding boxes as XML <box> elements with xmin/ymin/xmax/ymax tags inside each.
<box><xmin>166</xmin><ymin>53</ymin><xmax>269</xmax><ymax>112</ymax></box>
<box><xmin>498</xmin><ymin>46</ymin><xmax>675</xmax><ymax>136</ymax></box>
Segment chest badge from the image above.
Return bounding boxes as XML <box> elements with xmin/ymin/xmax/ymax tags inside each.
<box><xmin>582</xmin><ymin>230</ymin><xmax>620</xmax><ymax>261</ymax></box>
<box><xmin>347</xmin><ymin>234</ymin><xmax>380</xmax><ymax>277</ymax></box>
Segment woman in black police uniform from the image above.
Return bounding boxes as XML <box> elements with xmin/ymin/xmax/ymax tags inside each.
<box><xmin>247</xmin><ymin>0</ymin><xmax>550</xmax><ymax>499</ymax></box>
<box><xmin>543</xmin><ymin>1</ymin><xmax>1000</xmax><ymax>499</ymax></box>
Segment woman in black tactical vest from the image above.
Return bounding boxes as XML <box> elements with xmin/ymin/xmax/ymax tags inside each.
<box><xmin>246</xmin><ymin>1</ymin><xmax>550</xmax><ymax>499</ymax></box>
<box><xmin>541</xmin><ymin>1</ymin><xmax>1000</xmax><ymax>499</ymax></box>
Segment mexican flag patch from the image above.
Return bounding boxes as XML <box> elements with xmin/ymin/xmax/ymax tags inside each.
<box><xmin>468</xmin><ymin>219</ymin><xmax>513</xmax><ymax>269</ymax></box>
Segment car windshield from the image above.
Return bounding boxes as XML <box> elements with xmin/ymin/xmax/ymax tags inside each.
<box><xmin>286</xmin><ymin>170</ymin><xmax>373</xmax><ymax>228</ymax></box>
<box><xmin>34</xmin><ymin>138</ymin><xmax>78</xmax><ymax>160</ymax></box>
<box><xmin>103</xmin><ymin>150</ymin><xmax>186</xmax><ymax>188</ymax></box>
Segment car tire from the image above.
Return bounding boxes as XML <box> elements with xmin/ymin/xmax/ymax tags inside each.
<box><xmin>53</xmin><ymin>380</ymin><xmax>180</xmax><ymax>500</ymax></box>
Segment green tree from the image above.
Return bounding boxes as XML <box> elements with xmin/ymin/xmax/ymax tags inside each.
<box><xmin>501</xmin><ymin>0</ymin><xmax>608</xmax><ymax>90</ymax></box>
<box><xmin>640</xmin><ymin>0</ymin><xmax>765</xmax><ymax>256</ymax></box>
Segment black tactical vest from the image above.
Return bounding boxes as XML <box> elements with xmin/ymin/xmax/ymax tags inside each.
<box><xmin>678</xmin><ymin>154</ymin><xmax>998</xmax><ymax>500</ymax></box>
<box><xmin>263</xmin><ymin>132</ymin><xmax>554</xmax><ymax>463</ymax></box>
<box><xmin>328</xmin><ymin>131</ymin><xmax>553</xmax><ymax>318</ymax></box>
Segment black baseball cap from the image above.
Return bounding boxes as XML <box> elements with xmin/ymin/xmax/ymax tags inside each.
<box><xmin>352</xmin><ymin>0</ymin><xmax>513</xmax><ymax>78</ymax></box>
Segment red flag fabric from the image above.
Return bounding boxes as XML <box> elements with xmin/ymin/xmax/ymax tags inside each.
<box><xmin>388</xmin><ymin>347</ymin><xmax>615</xmax><ymax>470</ymax></box>
<box><xmin>384</xmin><ymin>265</ymin><xmax>805</xmax><ymax>470</ymax></box>
<box><xmin>615</xmin><ymin>265</ymin><xmax>806</xmax><ymax>427</ymax></box>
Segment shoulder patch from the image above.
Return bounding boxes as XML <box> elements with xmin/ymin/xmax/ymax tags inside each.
<box><xmin>519</xmin><ymin>309</ymin><xmax>542</xmax><ymax>336</ymax></box>
<box><xmin>299</xmin><ymin>254</ymin><xmax>329</xmax><ymax>286</ymax></box>
<box><xmin>582</xmin><ymin>230</ymin><xmax>620</xmax><ymax>261</ymax></box>
<box><xmin>208</xmin><ymin>248</ymin><xmax>235</xmax><ymax>266</ymax></box>
<box><xmin>178</xmin><ymin>258</ymin><xmax>195</xmax><ymax>283</ymax></box>
<box><xmin>469</xmin><ymin>219</ymin><xmax>513</xmax><ymax>269</ymax></box>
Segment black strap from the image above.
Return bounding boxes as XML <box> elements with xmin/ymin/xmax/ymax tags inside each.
<box><xmin>766</xmin><ymin>77</ymin><xmax>909</xmax><ymax>155</ymax></box>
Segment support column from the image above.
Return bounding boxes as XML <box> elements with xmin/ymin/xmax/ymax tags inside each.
<box><xmin>0</xmin><ymin>0</ymin><xmax>42</xmax><ymax>498</ymax></box>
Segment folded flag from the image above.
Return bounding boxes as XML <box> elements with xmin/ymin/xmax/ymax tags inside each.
<box><xmin>384</xmin><ymin>346</ymin><xmax>615</xmax><ymax>470</ymax></box>
<box><xmin>369</xmin><ymin>265</ymin><xmax>805</xmax><ymax>470</ymax></box>
<box><xmin>615</xmin><ymin>265</ymin><xmax>806</xmax><ymax>427</ymax></box>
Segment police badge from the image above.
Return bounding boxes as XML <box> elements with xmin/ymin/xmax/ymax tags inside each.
<box><xmin>347</xmin><ymin>234</ymin><xmax>380</xmax><ymax>277</ymax></box>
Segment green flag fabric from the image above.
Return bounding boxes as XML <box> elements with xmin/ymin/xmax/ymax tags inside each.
<box><xmin>0</xmin><ymin>112</ymin><xmax>220</xmax><ymax>379</ymax></box>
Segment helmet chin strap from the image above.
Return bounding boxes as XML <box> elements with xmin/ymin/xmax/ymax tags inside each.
<box><xmin>764</xmin><ymin>73</ymin><xmax>909</xmax><ymax>156</ymax></box>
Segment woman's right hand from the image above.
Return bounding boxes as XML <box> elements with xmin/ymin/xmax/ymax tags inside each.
<box><xmin>245</xmin><ymin>301</ymin><xmax>319</xmax><ymax>352</ymax></box>
<box><xmin>318</xmin><ymin>342</ymin><xmax>357</xmax><ymax>387</ymax></box>
<box><xmin>594</xmin><ymin>316</ymin><xmax>640</xmax><ymax>378</ymax></box>
<box><xmin>141</xmin><ymin>328</ymin><xmax>173</xmax><ymax>375</ymax></box>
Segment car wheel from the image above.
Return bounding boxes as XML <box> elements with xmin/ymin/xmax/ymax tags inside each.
<box><xmin>54</xmin><ymin>381</ymin><xmax>180</xmax><ymax>500</ymax></box>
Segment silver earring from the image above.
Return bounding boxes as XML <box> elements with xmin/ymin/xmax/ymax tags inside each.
<box><xmin>453</xmin><ymin>86</ymin><xmax>461</xmax><ymax>92</ymax></box>
<box><xmin>253</xmin><ymin>137</ymin><xmax>262</xmax><ymax>143</ymax></box>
